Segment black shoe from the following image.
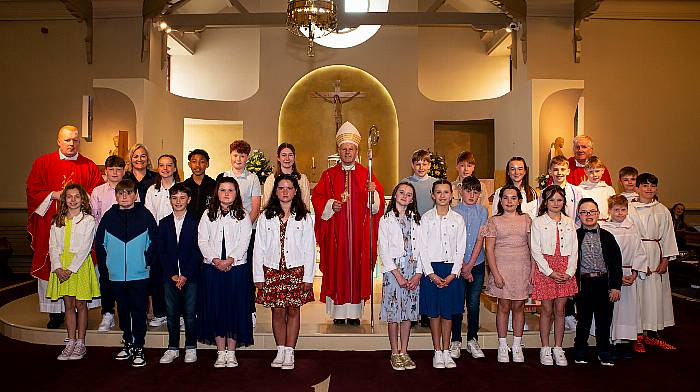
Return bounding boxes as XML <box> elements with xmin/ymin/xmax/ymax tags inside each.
<box><xmin>410</xmin><ymin>321</ymin><xmax>418</xmax><ymax>328</ymax></box>
<box><xmin>47</xmin><ymin>313</ymin><xmax>64</xmax><ymax>329</ymax></box>
<box><xmin>115</xmin><ymin>341</ymin><xmax>132</xmax><ymax>360</ymax></box>
<box><xmin>615</xmin><ymin>344</ymin><xmax>633</xmax><ymax>360</ymax></box>
<box><xmin>347</xmin><ymin>318</ymin><xmax>360</xmax><ymax>326</ymax></box>
<box><xmin>333</xmin><ymin>319</ymin><xmax>346</xmax><ymax>325</ymax></box>
<box><xmin>419</xmin><ymin>317</ymin><xmax>430</xmax><ymax>328</ymax></box>
<box><xmin>131</xmin><ymin>347</ymin><xmax>146</xmax><ymax>367</ymax></box>
<box><xmin>573</xmin><ymin>348</ymin><xmax>588</xmax><ymax>364</ymax></box>
<box><xmin>598</xmin><ymin>352</ymin><xmax>615</xmax><ymax>367</ymax></box>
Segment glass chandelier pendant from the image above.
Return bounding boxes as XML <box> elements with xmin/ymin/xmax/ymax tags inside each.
<box><xmin>286</xmin><ymin>0</ymin><xmax>338</xmax><ymax>57</ymax></box>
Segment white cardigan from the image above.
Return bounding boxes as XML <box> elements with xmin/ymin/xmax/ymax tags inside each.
<box><xmin>49</xmin><ymin>212</ymin><xmax>96</xmax><ymax>273</ymax></box>
<box><xmin>198</xmin><ymin>210</ymin><xmax>252</xmax><ymax>266</ymax></box>
<box><xmin>253</xmin><ymin>213</ymin><xmax>316</xmax><ymax>283</ymax></box>
<box><xmin>144</xmin><ymin>182</ymin><xmax>174</xmax><ymax>224</ymax></box>
<box><xmin>418</xmin><ymin>208</ymin><xmax>466</xmax><ymax>276</ymax></box>
<box><xmin>530</xmin><ymin>213</ymin><xmax>578</xmax><ymax>277</ymax></box>
<box><xmin>378</xmin><ymin>214</ymin><xmax>422</xmax><ymax>274</ymax></box>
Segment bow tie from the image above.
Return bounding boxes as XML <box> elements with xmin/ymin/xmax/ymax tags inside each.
<box><xmin>582</xmin><ymin>228</ymin><xmax>598</xmax><ymax>234</ymax></box>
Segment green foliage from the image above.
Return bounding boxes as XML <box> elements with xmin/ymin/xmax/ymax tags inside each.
<box><xmin>246</xmin><ymin>150</ymin><xmax>273</xmax><ymax>184</ymax></box>
<box><xmin>428</xmin><ymin>151</ymin><xmax>448</xmax><ymax>180</ymax></box>
<box><xmin>536</xmin><ymin>173</ymin><xmax>550</xmax><ymax>190</ymax></box>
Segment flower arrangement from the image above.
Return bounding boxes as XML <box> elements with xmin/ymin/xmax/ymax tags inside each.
<box><xmin>428</xmin><ymin>151</ymin><xmax>448</xmax><ymax>180</ymax></box>
<box><xmin>536</xmin><ymin>173</ymin><xmax>550</xmax><ymax>190</ymax></box>
<box><xmin>246</xmin><ymin>150</ymin><xmax>273</xmax><ymax>184</ymax></box>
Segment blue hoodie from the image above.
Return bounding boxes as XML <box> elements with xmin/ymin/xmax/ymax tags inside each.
<box><xmin>95</xmin><ymin>203</ymin><xmax>158</xmax><ymax>281</ymax></box>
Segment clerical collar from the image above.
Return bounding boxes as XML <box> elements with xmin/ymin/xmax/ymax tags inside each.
<box><xmin>575</xmin><ymin>159</ymin><xmax>586</xmax><ymax>168</ymax></box>
<box><xmin>341</xmin><ymin>162</ymin><xmax>355</xmax><ymax>171</ymax></box>
<box><xmin>59</xmin><ymin>150</ymin><xmax>79</xmax><ymax>161</ymax></box>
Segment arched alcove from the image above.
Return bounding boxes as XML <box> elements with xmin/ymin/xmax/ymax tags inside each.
<box><xmin>279</xmin><ymin>65</ymin><xmax>398</xmax><ymax>188</ymax></box>
<box><xmin>538</xmin><ymin>88</ymin><xmax>584</xmax><ymax>172</ymax></box>
<box><xmin>80</xmin><ymin>87</ymin><xmax>137</xmax><ymax>165</ymax></box>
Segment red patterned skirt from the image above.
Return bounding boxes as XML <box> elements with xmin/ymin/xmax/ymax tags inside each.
<box><xmin>255</xmin><ymin>264</ymin><xmax>314</xmax><ymax>308</ymax></box>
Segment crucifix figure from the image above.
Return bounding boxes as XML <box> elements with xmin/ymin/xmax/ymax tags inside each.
<box><xmin>311</xmin><ymin>80</ymin><xmax>367</xmax><ymax>131</ymax></box>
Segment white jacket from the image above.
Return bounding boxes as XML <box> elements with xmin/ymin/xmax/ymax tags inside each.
<box><xmin>49</xmin><ymin>212</ymin><xmax>96</xmax><ymax>273</ymax></box>
<box><xmin>530</xmin><ymin>213</ymin><xmax>578</xmax><ymax>277</ymax></box>
<box><xmin>253</xmin><ymin>213</ymin><xmax>316</xmax><ymax>283</ymax></box>
<box><xmin>378</xmin><ymin>214</ymin><xmax>422</xmax><ymax>274</ymax></box>
<box><xmin>198</xmin><ymin>210</ymin><xmax>252</xmax><ymax>266</ymax></box>
<box><xmin>144</xmin><ymin>182</ymin><xmax>174</xmax><ymax>224</ymax></box>
<box><xmin>418</xmin><ymin>208</ymin><xmax>466</xmax><ymax>276</ymax></box>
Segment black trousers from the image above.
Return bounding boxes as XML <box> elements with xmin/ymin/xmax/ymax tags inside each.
<box><xmin>97</xmin><ymin>261</ymin><xmax>115</xmax><ymax>315</ymax></box>
<box><xmin>148</xmin><ymin>256</ymin><xmax>166</xmax><ymax>317</ymax></box>
<box><xmin>112</xmin><ymin>279</ymin><xmax>149</xmax><ymax>348</ymax></box>
<box><xmin>574</xmin><ymin>275</ymin><xmax>613</xmax><ymax>355</ymax></box>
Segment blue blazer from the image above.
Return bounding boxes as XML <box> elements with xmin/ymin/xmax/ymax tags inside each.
<box><xmin>158</xmin><ymin>211</ymin><xmax>201</xmax><ymax>283</ymax></box>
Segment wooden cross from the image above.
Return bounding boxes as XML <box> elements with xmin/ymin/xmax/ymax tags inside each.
<box><xmin>311</xmin><ymin>80</ymin><xmax>367</xmax><ymax>131</ymax></box>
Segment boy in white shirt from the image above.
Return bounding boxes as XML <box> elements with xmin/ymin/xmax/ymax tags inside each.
<box><xmin>618</xmin><ymin>166</ymin><xmax>639</xmax><ymax>202</ymax></box>
<box><xmin>579</xmin><ymin>156</ymin><xmax>616</xmax><ymax>221</ymax></box>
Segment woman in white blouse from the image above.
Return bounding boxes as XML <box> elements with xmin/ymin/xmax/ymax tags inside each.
<box><xmin>261</xmin><ymin>143</ymin><xmax>311</xmax><ymax>210</ymax></box>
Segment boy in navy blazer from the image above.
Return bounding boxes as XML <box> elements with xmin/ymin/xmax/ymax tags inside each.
<box><xmin>157</xmin><ymin>183</ymin><xmax>201</xmax><ymax>365</ymax></box>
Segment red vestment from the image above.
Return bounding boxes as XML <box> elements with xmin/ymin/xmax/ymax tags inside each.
<box><xmin>566</xmin><ymin>156</ymin><xmax>613</xmax><ymax>186</ymax></box>
<box><xmin>311</xmin><ymin>163</ymin><xmax>384</xmax><ymax>305</ymax></box>
<box><xmin>26</xmin><ymin>152</ymin><xmax>103</xmax><ymax>280</ymax></box>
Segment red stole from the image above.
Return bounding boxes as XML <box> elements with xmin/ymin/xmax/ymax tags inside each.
<box><xmin>26</xmin><ymin>152</ymin><xmax>103</xmax><ymax>280</ymax></box>
<box><xmin>311</xmin><ymin>163</ymin><xmax>384</xmax><ymax>305</ymax></box>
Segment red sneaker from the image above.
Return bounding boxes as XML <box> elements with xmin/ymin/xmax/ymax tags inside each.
<box><xmin>644</xmin><ymin>336</ymin><xmax>677</xmax><ymax>350</ymax></box>
<box><xmin>633</xmin><ymin>336</ymin><xmax>646</xmax><ymax>353</ymax></box>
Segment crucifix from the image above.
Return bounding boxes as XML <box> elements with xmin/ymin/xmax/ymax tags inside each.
<box><xmin>311</xmin><ymin>80</ymin><xmax>367</xmax><ymax>131</ymax></box>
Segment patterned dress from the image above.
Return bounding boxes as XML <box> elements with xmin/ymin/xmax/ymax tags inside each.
<box><xmin>380</xmin><ymin>217</ymin><xmax>420</xmax><ymax>323</ymax></box>
<box><xmin>531</xmin><ymin>227</ymin><xmax>579</xmax><ymax>300</ymax></box>
<box><xmin>255</xmin><ymin>220</ymin><xmax>314</xmax><ymax>308</ymax></box>
<box><xmin>46</xmin><ymin>219</ymin><xmax>100</xmax><ymax>301</ymax></box>
<box><xmin>483</xmin><ymin>214</ymin><xmax>533</xmax><ymax>300</ymax></box>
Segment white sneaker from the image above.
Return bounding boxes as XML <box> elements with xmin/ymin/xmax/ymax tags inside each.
<box><xmin>497</xmin><ymin>346</ymin><xmax>510</xmax><ymax>363</ymax></box>
<box><xmin>184</xmin><ymin>349</ymin><xmax>197</xmax><ymax>363</ymax></box>
<box><xmin>565</xmin><ymin>316</ymin><xmax>577</xmax><ymax>331</ymax></box>
<box><xmin>432</xmin><ymin>350</ymin><xmax>445</xmax><ymax>369</ymax></box>
<box><xmin>98</xmin><ymin>313</ymin><xmax>115</xmax><ymax>332</ymax></box>
<box><xmin>252</xmin><ymin>312</ymin><xmax>257</xmax><ymax>329</ymax></box>
<box><xmin>149</xmin><ymin>316</ymin><xmax>167</xmax><ymax>327</ymax></box>
<box><xmin>159</xmin><ymin>349</ymin><xmax>179</xmax><ymax>364</ymax></box>
<box><xmin>214</xmin><ymin>351</ymin><xmax>227</xmax><ymax>368</ymax></box>
<box><xmin>271</xmin><ymin>347</ymin><xmax>285</xmax><ymax>368</ymax></box>
<box><xmin>540</xmin><ymin>346</ymin><xmax>554</xmax><ymax>366</ymax></box>
<box><xmin>552</xmin><ymin>347</ymin><xmax>568</xmax><ymax>366</ymax></box>
<box><xmin>225</xmin><ymin>350</ymin><xmax>238</xmax><ymax>368</ymax></box>
<box><xmin>442</xmin><ymin>350</ymin><xmax>457</xmax><ymax>368</ymax></box>
<box><xmin>57</xmin><ymin>340</ymin><xmax>76</xmax><ymax>361</ymax></box>
<box><xmin>449</xmin><ymin>341</ymin><xmax>461</xmax><ymax>359</ymax></box>
<box><xmin>180</xmin><ymin>317</ymin><xmax>185</xmax><ymax>331</ymax></box>
<box><xmin>512</xmin><ymin>344</ymin><xmax>525</xmax><ymax>363</ymax></box>
<box><xmin>281</xmin><ymin>348</ymin><xmax>295</xmax><ymax>370</ymax></box>
<box><xmin>465</xmin><ymin>338</ymin><xmax>485</xmax><ymax>359</ymax></box>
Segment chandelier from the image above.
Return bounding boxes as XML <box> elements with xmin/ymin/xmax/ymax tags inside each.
<box><xmin>286</xmin><ymin>0</ymin><xmax>338</xmax><ymax>57</ymax></box>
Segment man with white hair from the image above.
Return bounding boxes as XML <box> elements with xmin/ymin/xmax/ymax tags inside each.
<box><xmin>26</xmin><ymin>125</ymin><xmax>103</xmax><ymax>328</ymax></box>
<box><xmin>311</xmin><ymin>121</ymin><xmax>385</xmax><ymax>325</ymax></box>
<box><xmin>567</xmin><ymin>135</ymin><xmax>613</xmax><ymax>186</ymax></box>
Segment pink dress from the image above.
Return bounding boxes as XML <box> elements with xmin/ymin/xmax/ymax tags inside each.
<box><xmin>483</xmin><ymin>214</ymin><xmax>533</xmax><ymax>300</ymax></box>
<box><xmin>531</xmin><ymin>227</ymin><xmax>578</xmax><ymax>300</ymax></box>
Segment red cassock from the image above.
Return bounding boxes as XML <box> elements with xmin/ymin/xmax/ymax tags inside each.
<box><xmin>566</xmin><ymin>156</ymin><xmax>613</xmax><ymax>186</ymax></box>
<box><xmin>312</xmin><ymin>163</ymin><xmax>384</xmax><ymax>306</ymax></box>
<box><xmin>26</xmin><ymin>152</ymin><xmax>103</xmax><ymax>280</ymax></box>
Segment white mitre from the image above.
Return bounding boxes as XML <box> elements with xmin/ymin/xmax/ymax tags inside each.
<box><xmin>335</xmin><ymin>121</ymin><xmax>361</xmax><ymax>147</ymax></box>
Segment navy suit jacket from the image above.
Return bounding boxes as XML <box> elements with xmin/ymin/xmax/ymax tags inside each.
<box><xmin>158</xmin><ymin>211</ymin><xmax>201</xmax><ymax>283</ymax></box>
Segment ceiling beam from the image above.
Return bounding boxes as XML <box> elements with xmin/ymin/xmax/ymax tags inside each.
<box><xmin>426</xmin><ymin>0</ymin><xmax>446</xmax><ymax>13</ymax></box>
<box><xmin>228</xmin><ymin>0</ymin><xmax>249</xmax><ymax>14</ymax></box>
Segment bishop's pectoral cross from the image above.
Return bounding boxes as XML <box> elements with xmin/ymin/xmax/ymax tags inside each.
<box><xmin>311</xmin><ymin>80</ymin><xmax>367</xmax><ymax>131</ymax></box>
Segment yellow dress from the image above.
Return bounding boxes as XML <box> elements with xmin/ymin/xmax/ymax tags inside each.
<box><xmin>46</xmin><ymin>218</ymin><xmax>101</xmax><ymax>300</ymax></box>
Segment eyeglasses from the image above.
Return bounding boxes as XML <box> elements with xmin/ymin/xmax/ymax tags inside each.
<box><xmin>579</xmin><ymin>210</ymin><xmax>599</xmax><ymax>216</ymax></box>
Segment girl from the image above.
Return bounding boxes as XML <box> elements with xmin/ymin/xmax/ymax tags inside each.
<box><xmin>483</xmin><ymin>185</ymin><xmax>533</xmax><ymax>363</ymax></box>
<box><xmin>253</xmin><ymin>174</ymin><xmax>315</xmax><ymax>370</ymax></box>
<box><xmin>124</xmin><ymin>143</ymin><xmax>158</xmax><ymax>202</ymax></box>
<box><xmin>530</xmin><ymin>185</ymin><xmax>579</xmax><ymax>366</ymax></box>
<box><xmin>492</xmin><ymin>157</ymin><xmax>539</xmax><ymax>219</ymax></box>
<box><xmin>262</xmin><ymin>143</ymin><xmax>311</xmax><ymax>209</ymax></box>
<box><xmin>46</xmin><ymin>184</ymin><xmax>100</xmax><ymax>360</ymax></box>
<box><xmin>198</xmin><ymin>177</ymin><xmax>254</xmax><ymax>368</ymax></box>
<box><xmin>418</xmin><ymin>180</ymin><xmax>466</xmax><ymax>369</ymax></box>
<box><xmin>378</xmin><ymin>182</ymin><xmax>422</xmax><ymax>371</ymax></box>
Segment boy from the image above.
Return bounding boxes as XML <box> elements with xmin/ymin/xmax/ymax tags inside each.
<box><xmin>574</xmin><ymin>198</ymin><xmax>623</xmax><ymax>366</ymax></box>
<box><xmin>600</xmin><ymin>195</ymin><xmax>647</xmax><ymax>359</ymax></box>
<box><xmin>618</xmin><ymin>166</ymin><xmax>639</xmax><ymax>202</ymax></box>
<box><xmin>579</xmin><ymin>156</ymin><xmax>616</xmax><ymax>221</ymax></box>
<box><xmin>183</xmin><ymin>149</ymin><xmax>216</xmax><ymax>220</ymax></box>
<box><xmin>90</xmin><ymin>155</ymin><xmax>129</xmax><ymax>332</ymax></box>
<box><xmin>451</xmin><ymin>151</ymin><xmax>476</xmax><ymax>206</ymax></box>
<box><xmin>627</xmin><ymin>173</ymin><xmax>679</xmax><ymax>351</ymax></box>
<box><xmin>449</xmin><ymin>176</ymin><xmax>488</xmax><ymax>360</ymax></box>
<box><xmin>95</xmin><ymin>179</ymin><xmax>158</xmax><ymax>367</ymax></box>
<box><xmin>218</xmin><ymin>140</ymin><xmax>261</xmax><ymax>326</ymax></box>
<box><xmin>549</xmin><ymin>156</ymin><xmax>583</xmax><ymax>227</ymax></box>
<box><xmin>401</xmin><ymin>149</ymin><xmax>437</xmax><ymax>216</ymax></box>
<box><xmin>158</xmin><ymin>183</ymin><xmax>201</xmax><ymax>365</ymax></box>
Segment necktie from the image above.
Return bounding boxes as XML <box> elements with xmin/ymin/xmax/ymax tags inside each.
<box><xmin>221</xmin><ymin>227</ymin><xmax>227</xmax><ymax>260</ymax></box>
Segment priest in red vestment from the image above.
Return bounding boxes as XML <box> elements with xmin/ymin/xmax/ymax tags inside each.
<box><xmin>26</xmin><ymin>125</ymin><xmax>103</xmax><ymax>328</ymax></box>
<box><xmin>567</xmin><ymin>135</ymin><xmax>612</xmax><ymax>186</ymax></box>
<box><xmin>312</xmin><ymin>122</ymin><xmax>385</xmax><ymax>325</ymax></box>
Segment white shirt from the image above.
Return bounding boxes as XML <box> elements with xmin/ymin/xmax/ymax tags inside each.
<box><xmin>378</xmin><ymin>214</ymin><xmax>422</xmax><ymax>274</ymax></box>
<box><xmin>600</xmin><ymin>218</ymin><xmax>647</xmax><ymax>271</ymax></box>
<box><xmin>418</xmin><ymin>208</ymin><xmax>466</xmax><ymax>276</ymax></box>
<box><xmin>197</xmin><ymin>210</ymin><xmax>253</xmax><ymax>266</ymax></box>
<box><xmin>530</xmin><ymin>213</ymin><xmax>578</xmax><ymax>277</ymax></box>
<box><xmin>253</xmin><ymin>214</ymin><xmax>316</xmax><ymax>283</ymax></box>
<box><xmin>49</xmin><ymin>212</ymin><xmax>96</xmax><ymax>273</ymax></box>
<box><xmin>262</xmin><ymin>173</ymin><xmax>311</xmax><ymax>210</ymax></box>
<box><xmin>544</xmin><ymin>182</ymin><xmax>583</xmax><ymax>227</ymax></box>
<box><xmin>492</xmin><ymin>186</ymin><xmax>539</xmax><ymax>219</ymax></box>
<box><xmin>144</xmin><ymin>181</ymin><xmax>174</xmax><ymax>224</ymax></box>
<box><xmin>174</xmin><ymin>213</ymin><xmax>186</xmax><ymax>244</ymax></box>
<box><xmin>579</xmin><ymin>180</ymin><xmax>616</xmax><ymax>220</ymax></box>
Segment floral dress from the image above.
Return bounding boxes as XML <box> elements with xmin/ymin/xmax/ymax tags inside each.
<box><xmin>255</xmin><ymin>220</ymin><xmax>314</xmax><ymax>308</ymax></box>
<box><xmin>380</xmin><ymin>216</ymin><xmax>420</xmax><ymax>323</ymax></box>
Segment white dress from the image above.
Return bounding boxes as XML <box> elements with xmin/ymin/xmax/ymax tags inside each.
<box><xmin>600</xmin><ymin>218</ymin><xmax>647</xmax><ymax>341</ymax></box>
<box><xmin>627</xmin><ymin>201</ymin><xmax>679</xmax><ymax>331</ymax></box>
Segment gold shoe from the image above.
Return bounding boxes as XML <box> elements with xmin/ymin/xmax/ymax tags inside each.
<box><xmin>400</xmin><ymin>353</ymin><xmax>416</xmax><ymax>370</ymax></box>
<box><xmin>390</xmin><ymin>353</ymin><xmax>405</xmax><ymax>370</ymax></box>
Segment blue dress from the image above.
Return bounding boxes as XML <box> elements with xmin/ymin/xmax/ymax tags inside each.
<box><xmin>380</xmin><ymin>217</ymin><xmax>420</xmax><ymax>323</ymax></box>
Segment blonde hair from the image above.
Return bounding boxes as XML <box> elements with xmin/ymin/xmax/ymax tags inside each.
<box><xmin>584</xmin><ymin>156</ymin><xmax>605</xmax><ymax>170</ymax></box>
<box><xmin>549</xmin><ymin>155</ymin><xmax>569</xmax><ymax>169</ymax></box>
<box><xmin>125</xmin><ymin>143</ymin><xmax>153</xmax><ymax>172</ymax></box>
